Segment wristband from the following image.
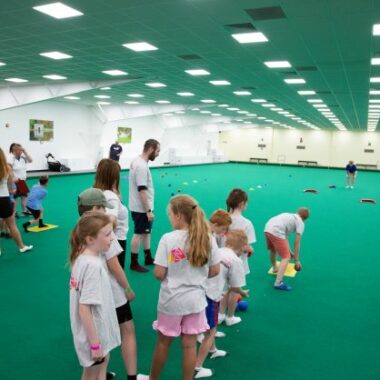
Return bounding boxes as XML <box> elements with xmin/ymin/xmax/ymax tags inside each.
<box><xmin>90</xmin><ymin>343</ymin><xmax>101</xmax><ymax>351</ymax></box>
<box><xmin>125</xmin><ymin>286</ymin><xmax>133</xmax><ymax>293</ymax></box>
<box><xmin>147</xmin><ymin>209</ymin><xmax>152</xmax><ymax>213</ymax></box>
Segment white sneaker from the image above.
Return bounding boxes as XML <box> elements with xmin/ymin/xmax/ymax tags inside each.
<box><xmin>194</xmin><ymin>367</ymin><xmax>213</xmax><ymax>378</ymax></box>
<box><xmin>209</xmin><ymin>349</ymin><xmax>227</xmax><ymax>359</ymax></box>
<box><xmin>215</xmin><ymin>331</ymin><xmax>226</xmax><ymax>338</ymax></box>
<box><xmin>19</xmin><ymin>245</ymin><xmax>33</xmax><ymax>253</ymax></box>
<box><xmin>225</xmin><ymin>316</ymin><xmax>241</xmax><ymax>326</ymax></box>
<box><xmin>218</xmin><ymin>313</ymin><xmax>226</xmax><ymax>324</ymax></box>
<box><xmin>137</xmin><ymin>375</ymin><xmax>150</xmax><ymax>380</ymax></box>
<box><xmin>197</xmin><ymin>333</ymin><xmax>204</xmax><ymax>344</ymax></box>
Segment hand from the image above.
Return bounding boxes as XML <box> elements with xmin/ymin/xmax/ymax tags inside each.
<box><xmin>125</xmin><ymin>289</ymin><xmax>135</xmax><ymax>302</ymax></box>
<box><xmin>147</xmin><ymin>211</ymin><xmax>154</xmax><ymax>222</ymax></box>
<box><xmin>90</xmin><ymin>346</ymin><xmax>103</xmax><ymax>361</ymax></box>
<box><xmin>245</xmin><ymin>245</ymin><xmax>254</xmax><ymax>257</ymax></box>
<box><xmin>294</xmin><ymin>261</ymin><xmax>302</xmax><ymax>272</ymax></box>
<box><xmin>241</xmin><ymin>289</ymin><xmax>250</xmax><ymax>298</ymax></box>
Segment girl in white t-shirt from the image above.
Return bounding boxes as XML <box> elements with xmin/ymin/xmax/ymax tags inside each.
<box><xmin>219</xmin><ymin>188</ymin><xmax>256</xmax><ymax>327</ymax></box>
<box><xmin>69</xmin><ymin>211</ymin><xmax>120</xmax><ymax>379</ymax></box>
<box><xmin>150</xmin><ymin>195</ymin><xmax>220</xmax><ymax>380</ymax></box>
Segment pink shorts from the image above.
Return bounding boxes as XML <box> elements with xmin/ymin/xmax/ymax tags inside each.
<box><xmin>153</xmin><ymin>310</ymin><xmax>209</xmax><ymax>337</ymax></box>
<box><xmin>265</xmin><ymin>232</ymin><xmax>291</xmax><ymax>259</ymax></box>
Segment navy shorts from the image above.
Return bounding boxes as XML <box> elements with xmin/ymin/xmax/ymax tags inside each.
<box><xmin>116</xmin><ymin>302</ymin><xmax>133</xmax><ymax>324</ymax></box>
<box><xmin>131</xmin><ymin>211</ymin><xmax>153</xmax><ymax>234</ymax></box>
<box><xmin>205</xmin><ymin>296</ymin><xmax>219</xmax><ymax>329</ymax></box>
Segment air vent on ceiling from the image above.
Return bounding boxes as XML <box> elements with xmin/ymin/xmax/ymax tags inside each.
<box><xmin>281</xmin><ymin>71</ymin><xmax>297</xmax><ymax>75</ymax></box>
<box><xmin>317</xmin><ymin>91</ymin><xmax>331</xmax><ymax>95</ymax></box>
<box><xmin>224</xmin><ymin>23</ymin><xmax>256</xmax><ymax>33</ymax></box>
<box><xmin>246</xmin><ymin>6</ymin><xmax>286</xmax><ymax>21</ymax></box>
<box><xmin>296</xmin><ymin>66</ymin><xmax>318</xmax><ymax>71</ymax></box>
<box><xmin>177</xmin><ymin>54</ymin><xmax>203</xmax><ymax>60</ymax></box>
<box><xmin>241</xmin><ymin>86</ymin><xmax>256</xmax><ymax>90</ymax></box>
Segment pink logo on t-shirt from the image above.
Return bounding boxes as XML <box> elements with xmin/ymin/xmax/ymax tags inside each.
<box><xmin>70</xmin><ymin>276</ymin><xmax>79</xmax><ymax>290</ymax></box>
<box><xmin>169</xmin><ymin>247</ymin><xmax>186</xmax><ymax>263</ymax></box>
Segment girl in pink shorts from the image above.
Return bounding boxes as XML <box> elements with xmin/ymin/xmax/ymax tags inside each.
<box><xmin>149</xmin><ymin>195</ymin><xmax>220</xmax><ymax>380</ymax></box>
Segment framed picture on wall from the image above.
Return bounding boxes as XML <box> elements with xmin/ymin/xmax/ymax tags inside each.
<box><xmin>117</xmin><ymin>127</ymin><xmax>132</xmax><ymax>144</ymax></box>
<box><xmin>29</xmin><ymin>119</ymin><xmax>54</xmax><ymax>142</ymax></box>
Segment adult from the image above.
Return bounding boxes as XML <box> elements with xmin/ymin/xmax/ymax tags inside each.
<box><xmin>0</xmin><ymin>147</ymin><xmax>33</xmax><ymax>254</ymax></box>
<box><xmin>264</xmin><ymin>208</ymin><xmax>310</xmax><ymax>291</ymax></box>
<box><xmin>7</xmin><ymin>143</ymin><xmax>33</xmax><ymax>217</ymax></box>
<box><xmin>128</xmin><ymin>139</ymin><xmax>160</xmax><ymax>272</ymax></box>
<box><xmin>346</xmin><ymin>160</ymin><xmax>357</xmax><ymax>189</ymax></box>
<box><xmin>94</xmin><ymin>158</ymin><xmax>128</xmax><ymax>269</ymax></box>
<box><xmin>109</xmin><ymin>141</ymin><xmax>123</xmax><ymax>162</ymax></box>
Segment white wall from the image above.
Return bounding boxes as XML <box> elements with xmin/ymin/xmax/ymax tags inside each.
<box><xmin>219</xmin><ymin>128</ymin><xmax>380</xmax><ymax>167</ymax></box>
<box><xmin>0</xmin><ymin>101</ymin><xmax>101</xmax><ymax>171</ymax></box>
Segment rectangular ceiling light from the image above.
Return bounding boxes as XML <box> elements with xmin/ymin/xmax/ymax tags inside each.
<box><xmin>297</xmin><ymin>90</ymin><xmax>316</xmax><ymax>95</ymax></box>
<box><xmin>0</xmin><ymin>62</ymin><xmax>6</xmax><ymax>66</ymax></box>
<box><xmin>284</xmin><ymin>78</ymin><xmax>306</xmax><ymax>84</ymax></box>
<box><xmin>373</xmin><ymin>24</ymin><xmax>380</xmax><ymax>36</ymax></box>
<box><xmin>371</xmin><ymin>58</ymin><xmax>380</xmax><ymax>65</ymax></box>
<box><xmin>102</xmin><ymin>70</ymin><xmax>127</xmax><ymax>76</ymax></box>
<box><xmin>64</xmin><ymin>96</ymin><xmax>80</xmax><ymax>100</ymax></box>
<box><xmin>234</xmin><ymin>91</ymin><xmax>251</xmax><ymax>95</ymax></box>
<box><xmin>262</xmin><ymin>103</ymin><xmax>275</xmax><ymax>107</ymax></box>
<box><xmin>125</xmin><ymin>101</ymin><xmax>139</xmax><ymax>104</ymax></box>
<box><xmin>177</xmin><ymin>92</ymin><xmax>194</xmax><ymax>96</ymax></box>
<box><xmin>94</xmin><ymin>95</ymin><xmax>110</xmax><ymax>99</ymax></box>
<box><xmin>307</xmin><ymin>99</ymin><xmax>323</xmax><ymax>103</ymax></box>
<box><xmin>251</xmin><ymin>98</ymin><xmax>266</xmax><ymax>103</ymax></box>
<box><xmin>155</xmin><ymin>100</ymin><xmax>170</xmax><ymax>104</ymax></box>
<box><xmin>231</xmin><ymin>32</ymin><xmax>268</xmax><ymax>43</ymax></box>
<box><xmin>33</xmin><ymin>2</ymin><xmax>83</xmax><ymax>19</ymax></box>
<box><xmin>145</xmin><ymin>82</ymin><xmax>166</xmax><ymax>88</ymax></box>
<box><xmin>185</xmin><ymin>69</ymin><xmax>210</xmax><ymax>76</ymax></box>
<box><xmin>5</xmin><ymin>77</ymin><xmax>28</xmax><ymax>83</ymax></box>
<box><xmin>201</xmin><ymin>99</ymin><xmax>216</xmax><ymax>103</ymax></box>
<box><xmin>40</xmin><ymin>51</ymin><xmax>72</xmax><ymax>60</ymax></box>
<box><xmin>100</xmin><ymin>87</ymin><xmax>111</xmax><ymax>90</ymax></box>
<box><xmin>369</xmin><ymin>99</ymin><xmax>380</xmax><ymax>103</ymax></box>
<box><xmin>123</xmin><ymin>42</ymin><xmax>158</xmax><ymax>51</ymax></box>
<box><xmin>97</xmin><ymin>101</ymin><xmax>110</xmax><ymax>105</ymax></box>
<box><xmin>210</xmin><ymin>80</ymin><xmax>231</xmax><ymax>85</ymax></box>
<box><xmin>370</xmin><ymin>90</ymin><xmax>380</xmax><ymax>95</ymax></box>
<box><xmin>370</xmin><ymin>77</ymin><xmax>380</xmax><ymax>83</ymax></box>
<box><xmin>43</xmin><ymin>74</ymin><xmax>66</xmax><ymax>80</ymax></box>
<box><xmin>218</xmin><ymin>104</ymin><xmax>229</xmax><ymax>107</ymax></box>
<box><xmin>264</xmin><ymin>60</ymin><xmax>291</xmax><ymax>68</ymax></box>
<box><xmin>127</xmin><ymin>93</ymin><xmax>144</xmax><ymax>98</ymax></box>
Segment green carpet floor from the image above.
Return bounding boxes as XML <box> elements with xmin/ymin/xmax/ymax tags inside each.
<box><xmin>0</xmin><ymin>163</ymin><xmax>379</xmax><ymax>379</ymax></box>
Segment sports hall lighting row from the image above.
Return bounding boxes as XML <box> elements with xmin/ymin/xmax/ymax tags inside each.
<box><xmin>368</xmin><ymin>24</ymin><xmax>380</xmax><ymax>132</ymax></box>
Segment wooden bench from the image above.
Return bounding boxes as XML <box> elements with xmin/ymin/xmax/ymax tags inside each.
<box><xmin>356</xmin><ymin>163</ymin><xmax>378</xmax><ymax>170</ymax></box>
<box><xmin>249</xmin><ymin>157</ymin><xmax>268</xmax><ymax>164</ymax></box>
<box><xmin>298</xmin><ymin>160</ymin><xmax>318</xmax><ymax>166</ymax></box>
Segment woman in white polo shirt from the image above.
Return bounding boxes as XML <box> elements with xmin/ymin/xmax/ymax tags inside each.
<box><xmin>7</xmin><ymin>143</ymin><xmax>33</xmax><ymax>217</ymax></box>
<box><xmin>0</xmin><ymin>147</ymin><xmax>33</xmax><ymax>254</ymax></box>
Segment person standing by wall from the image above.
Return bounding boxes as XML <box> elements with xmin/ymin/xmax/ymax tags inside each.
<box><xmin>345</xmin><ymin>160</ymin><xmax>357</xmax><ymax>189</ymax></box>
<box><xmin>128</xmin><ymin>139</ymin><xmax>160</xmax><ymax>272</ymax></box>
<box><xmin>109</xmin><ymin>141</ymin><xmax>123</xmax><ymax>162</ymax></box>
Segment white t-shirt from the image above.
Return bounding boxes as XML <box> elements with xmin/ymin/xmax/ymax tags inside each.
<box><xmin>103</xmin><ymin>190</ymin><xmax>128</xmax><ymax>241</ymax></box>
<box><xmin>128</xmin><ymin>156</ymin><xmax>154</xmax><ymax>213</ymax></box>
<box><xmin>69</xmin><ymin>255</ymin><xmax>121</xmax><ymax>367</ymax></box>
<box><xmin>265</xmin><ymin>213</ymin><xmax>305</xmax><ymax>239</ymax></box>
<box><xmin>154</xmin><ymin>230</ymin><xmax>220</xmax><ymax>315</ymax></box>
<box><xmin>0</xmin><ymin>176</ymin><xmax>9</xmax><ymax>197</ymax></box>
<box><xmin>101</xmin><ymin>235</ymin><xmax>127</xmax><ymax>308</ymax></box>
<box><xmin>7</xmin><ymin>154</ymin><xmax>28</xmax><ymax>180</ymax></box>
<box><xmin>213</xmin><ymin>232</ymin><xmax>226</xmax><ymax>248</ymax></box>
<box><xmin>230</xmin><ymin>214</ymin><xmax>256</xmax><ymax>275</ymax></box>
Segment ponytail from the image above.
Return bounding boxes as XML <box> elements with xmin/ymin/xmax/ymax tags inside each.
<box><xmin>226</xmin><ymin>188</ymin><xmax>248</xmax><ymax>212</ymax></box>
<box><xmin>170</xmin><ymin>195</ymin><xmax>210</xmax><ymax>267</ymax></box>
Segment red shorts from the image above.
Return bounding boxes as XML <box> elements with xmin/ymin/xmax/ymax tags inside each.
<box><xmin>15</xmin><ymin>180</ymin><xmax>29</xmax><ymax>197</ymax></box>
<box><xmin>265</xmin><ymin>232</ymin><xmax>291</xmax><ymax>259</ymax></box>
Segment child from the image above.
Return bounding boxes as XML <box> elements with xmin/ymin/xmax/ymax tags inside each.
<box><xmin>209</xmin><ymin>209</ymin><xmax>232</xmax><ymax>248</ymax></box>
<box><xmin>22</xmin><ymin>175</ymin><xmax>49</xmax><ymax>232</ymax></box>
<box><xmin>69</xmin><ymin>211</ymin><xmax>121</xmax><ymax>379</ymax></box>
<box><xmin>195</xmin><ymin>229</ymin><xmax>249</xmax><ymax>378</ymax></box>
<box><xmin>218</xmin><ymin>188</ymin><xmax>256</xmax><ymax>326</ymax></box>
<box><xmin>0</xmin><ymin>165</ymin><xmax>16</xmax><ymax>238</ymax></box>
<box><xmin>77</xmin><ymin>188</ymin><xmax>148</xmax><ymax>380</ymax></box>
<box><xmin>150</xmin><ymin>195</ymin><xmax>220</xmax><ymax>380</ymax></box>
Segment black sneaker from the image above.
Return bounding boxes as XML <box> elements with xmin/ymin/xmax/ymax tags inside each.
<box><xmin>22</xmin><ymin>223</ymin><xmax>29</xmax><ymax>233</ymax></box>
<box><xmin>39</xmin><ymin>224</ymin><xmax>48</xmax><ymax>228</ymax></box>
<box><xmin>130</xmin><ymin>263</ymin><xmax>149</xmax><ymax>273</ymax></box>
<box><xmin>106</xmin><ymin>372</ymin><xmax>116</xmax><ymax>379</ymax></box>
<box><xmin>144</xmin><ymin>256</ymin><xmax>155</xmax><ymax>265</ymax></box>
<box><xmin>23</xmin><ymin>211</ymin><xmax>32</xmax><ymax>216</ymax></box>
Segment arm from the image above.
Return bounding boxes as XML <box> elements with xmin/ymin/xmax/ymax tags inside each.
<box><xmin>78</xmin><ymin>304</ymin><xmax>103</xmax><ymax>360</ymax></box>
<box><xmin>22</xmin><ymin>149</ymin><xmax>33</xmax><ymax>163</ymax></box>
<box><xmin>106</xmin><ymin>256</ymin><xmax>135</xmax><ymax>301</ymax></box>
<box><xmin>154</xmin><ymin>265</ymin><xmax>167</xmax><ymax>281</ymax></box>
<box><xmin>208</xmin><ymin>263</ymin><xmax>220</xmax><ymax>278</ymax></box>
<box><xmin>293</xmin><ymin>233</ymin><xmax>301</xmax><ymax>262</ymax></box>
<box><xmin>139</xmin><ymin>189</ymin><xmax>154</xmax><ymax>221</ymax></box>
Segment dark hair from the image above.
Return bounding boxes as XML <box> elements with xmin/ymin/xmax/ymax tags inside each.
<box><xmin>9</xmin><ymin>143</ymin><xmax>19</xmax><ymax>153</ymax></box>
<box><xmin>39</xmin><ymin>175</ymin><xmax>49</xmax><ymax>185</ymax></box>
<box><xmin>143</xmin><ymin>139</ymin><xmax>160</xmax><ymax>152</ymax></box>
<box><xmin>78</xmin><ymin>204</ymin><xmax>105</xmax><ymax>216</ymax></box>
<box><xmin>94</xmin><ymin>159</ymin><xmax>120</xmax><ymax>193</ymax></box>
<box><xmin>226</xmin><ymin>188</ymin><xmax>248</xmax><ymax>212</ymax></box>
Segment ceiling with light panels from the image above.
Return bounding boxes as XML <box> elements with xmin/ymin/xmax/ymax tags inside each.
<box><xmin>1</xmin><ymin>0</ymin><xmax>380</xmax><ymax>131</ymax></box>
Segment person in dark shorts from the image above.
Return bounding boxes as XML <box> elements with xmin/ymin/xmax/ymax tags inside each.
<box><xmin>346</xmin><ymin>160</ymin><xmax>357</xmax><ymax>189</ymax></box>
<box><xmin>109</xmin><ymin>141</ymin><xmax>123</xmax><ymax>162</ymax></box>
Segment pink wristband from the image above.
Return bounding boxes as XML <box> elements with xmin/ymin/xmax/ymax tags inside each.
<box><xmin>90</xmin><ymin>343</ymin><xmax>101</xmax><ymax>351</ymax></box>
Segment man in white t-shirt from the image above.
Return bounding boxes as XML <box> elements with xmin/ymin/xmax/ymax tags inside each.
<box><xmin>7</xmin><ymin>143</ymin><xmax>33</xmax><ymax>217</ymax></box>
<box><xmin>264</xmin><ymin>208</ymin><xmax>310</xmax><ymax>291</ymax></box>
<box><xmin>128</xmin><ymin>139</ymin><xmax>160</xmax><ymax>272</ymax></box>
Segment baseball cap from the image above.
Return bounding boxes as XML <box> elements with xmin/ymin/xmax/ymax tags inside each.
<box><xmin>77</xmin><ymin>188</ymin><xmax>114</xmax><ymax>209</ymax></box>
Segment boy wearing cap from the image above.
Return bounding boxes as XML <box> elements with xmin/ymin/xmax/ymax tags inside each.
<box><xmin>77</xmin><ymin>188</ymin><xmax>148</xmax><ymax>380</ymax></box>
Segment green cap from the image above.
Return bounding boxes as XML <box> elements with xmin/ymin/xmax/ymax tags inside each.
<box><xmin>78</xmin><ymin>188</ymin><xmax>114</xmax><ymax>209</ymax></box>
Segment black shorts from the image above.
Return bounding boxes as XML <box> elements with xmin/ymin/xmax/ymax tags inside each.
<box><xmin>116</xmin><ymin>302</ymin><xmax>133</xmax><ymax>324</ymax></box>
<box><xmin>27</xmin><ymin>207</ymin><xmax>41</xmax><ymax>219</ymax></box>
<box><xmin>131</xmin><ymin>211</ymin><xmax>153</xmax><ymax>234</ymax></box>
<box><xmin>0</xmin><ymin>197</ymin><xmax>13</xmax><ymax>219</ymax></box>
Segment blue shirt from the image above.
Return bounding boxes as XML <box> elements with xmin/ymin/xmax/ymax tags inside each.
<box><xmin>27</xmin><ymin>185</ymin><xmax>48</xmax><ymax>210</ymax></box>
<box><xmin>346</xmin><ymin>164</ymin><xmax>357</xmax><ymax>174</ymax></box>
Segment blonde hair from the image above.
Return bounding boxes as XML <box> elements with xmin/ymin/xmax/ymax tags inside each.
<box><xmin>225</xmin><ymin>229</ymin><xmax>248</xmax><ymax>252</ymax></box>
<box><xmin>0</xmin><ymin>147</ymin><xmax>10</xmax><ymax>180</ymax></box>
<box><xmin>170</xmin><ymin>195</ymin><xmax>210</xmax><ymax>267</ymax></box>
<box><xmin>210</xmin><ymin>209</ymin><xmax>232</xmax><ymax>227</ymax></box>
<box><xmin>69</xmin><ymin>211</ymin><xmax>111</xmax><ymax>266</ymax></box>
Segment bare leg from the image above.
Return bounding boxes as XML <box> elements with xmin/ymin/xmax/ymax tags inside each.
<box><xmin>181</xmin><ymin>334</ymin><xmax>197</xmax><ymax>380</ymax></box>
<box><xmin>195</xmin><ymin>329</ymin><xmax>216</xmax><ymax>368</ymax></box>
<box><xmin>131</xmin><ymin>234</ymin><xmax>142</xmax><ymax>253</ymax></box>
<box><xmin>150</xmin><ymin>333</ymin><xmax>174</xmax><ymax>380</ymax></box>
<box><xmin>3</xmin><ymin>215</ymin><xmax>26</xmax><ymax>249</ymax></box>
<box><xmin>81</xmin><ymin>353</ymin><xmax>109</xmax><ymax>380</ymax></box>
<box><xmin>275</xmin><ymin>257</ymin><xmax>290</xmax><ymax>285</ymax></box>
<box><xmin>21</xmin><ymin>196</ymin><xmax>28</xmax><ymax>213</ymax></box>
<box><xmin>270</xmin><ymin>249</ymin><xmax>278</xmax><ymax>272</ymax></box>
<box><xmin>219</xmin><ymin>293</ymin><xmax>228</xmax><ymax>316</ymax></box>
<box><xmin>142</xmin><ymin>233</ymin><xmax>151</xmax><ymax>250</ymax></box>
<box><xmin>120</xmin><ymin>320</ymin><xmax>137</xmax><ymax>375</ymax></box>
<box><xmin>226</xmin><ymin>291</ymin><xmax>238</xmax><ymax>318</ymax></box>
<box><xmin>97</xmin><ymin>354</ymin><xmax>109</xmax><ymax>380</ymax></box>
